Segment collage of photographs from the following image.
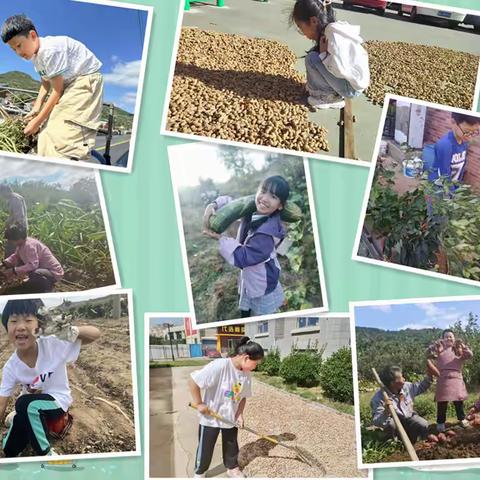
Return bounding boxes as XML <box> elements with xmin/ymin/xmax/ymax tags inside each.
<box><xmin>0</xmin><ymin>0</ymin><xmax>479</xmax><ymax>479</ymax></box>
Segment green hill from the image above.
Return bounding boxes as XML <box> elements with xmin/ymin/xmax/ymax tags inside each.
<box><xmin>0</xmin><ymin>71</ymin><xmax>134</xmax><ymax>129</ymax></box>
<box><xmin>0</xmin><ymin>70</ymin><xmax>41</xmax><ymax>91</ymax></box>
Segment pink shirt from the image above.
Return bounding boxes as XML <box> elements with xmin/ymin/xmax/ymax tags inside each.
<box><xmin>434</xmin><ymin>346</ymin><xmax>473</xmax><ymax>402</ymax></box>
<box><xmin>5</xmin><ymin>238</ymin><xmax>64</xmax><ymax>281</ymax></box>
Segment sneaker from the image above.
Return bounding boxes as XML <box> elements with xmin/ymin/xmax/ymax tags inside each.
<box><xmin>193</xmin><ymin>475</ymin><xmax>205</xmax><ymax>478</ymax></box>
<box><xmin>307</xmin><ymin>94</ymin><xmax>345</xmax><ymax>110</ymax></box>
<box><xmin>4</xmin><ymin>411</ymin><xmax>15</xmax><ymax>428</ymax></box>
<box><xmin>227</xmin><ymin>467</ymin><xmax>245</xmax><ymax>478</ymax></box>
<box><xmin>437</xmin><ymin>423</ymin><xmax>446</xmax><ymax>433</ymax></box>
<box><xmin>461</xmin><ymin>419</ymin><xmax>470</xmax><ymax>428</ymax></box>
<box><xmin>47</xmin><ymin>448</ymin><xmax>59</xmax><ymax>456</ymax></box>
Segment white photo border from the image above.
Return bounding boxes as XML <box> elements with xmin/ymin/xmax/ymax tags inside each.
<box><xmin>350</xmin><ymin>294</ymin><xmax>480</xmax><ymax>470</ymax></box>
<box><xmin>0</xmin><ymin>161</ymin><xmax>121</xmax><ymax>300</ymax></box>
<box><xmin>0</xmin><ymin>288</ymin><xmax>140</xmax><ymax>465</ymax></box>
<box><xmin>159</xmin><ymin>0</ymin><xmax>480</xmax><ymax>168</ymax></box>
<box><xmin>168</xmin><ymin>143</ymin><xmax>329</xmax><ymax>330</ymax></box>
<box><xmin>144</xmin><ymin>310</ymin><xmax>373</xmax><ymax>480</ymax></box>
<box><xmin>352</xmin><ymin>93</ymin><xmax>480</xmax><ymax>289</ymax></box>
<box><xmin>0</xmin><ymin>0</ymin><xmax>154</xmax><ymax>174</ymax></box>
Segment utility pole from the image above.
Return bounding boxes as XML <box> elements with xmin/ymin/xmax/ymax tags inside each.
<box><xmin>164</xmin><ymin>323</ymin><xmax>175</xmax><ymax>361</ymax></box>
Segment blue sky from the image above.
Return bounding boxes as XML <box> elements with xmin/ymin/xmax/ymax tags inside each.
<box><xmin>0</xmin><ymin>0</ymin><xmax>148</xmax><ymax>113</ymax></box>
<box><xmin>0</xmin><ymin>154</ymin><xmax>95</xmax><ymax>189</ymax></box>
<box><xmin>150</xmin><ymin>317</ymin><xmax>186</xmax><ymax>328</ymax></box>
<box><xmin>355</xmin><ymin>300</ymin><xmax>480</xmax><ymax>331</ymax></box>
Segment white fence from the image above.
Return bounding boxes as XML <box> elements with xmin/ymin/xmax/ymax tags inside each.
<box><xmin>150</xmin><ymin>344</ymin><xmax>191</xmax><ymax>361</ymax></box>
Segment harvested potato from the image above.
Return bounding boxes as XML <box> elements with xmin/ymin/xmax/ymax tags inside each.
<box><xmin>167</xmin><ymin>28</ymin><xmax>329</xmax><ymax>153</ymax></box>
<box><xmin>437</xmin><ymin>432</ymin><xmax>447</xmax><ymax>443</ymax></box>
<box><xmin>364</xmin><ymin>41</ymin><xmax>479</xmax><ymax>109</ymax></box>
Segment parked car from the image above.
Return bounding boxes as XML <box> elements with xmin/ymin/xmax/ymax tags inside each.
<box><xmin>205</xmin><ymin>348</ymin><xmax>221</xmax><ymax>358</ymax></box>
<box><xmin>342</xmin><ymin>0</ymin><xmax>387</xmax><ymax>15</ymax></box>
<box><xmin>399</xmin><ymin>5</ymin><xmax>466</xmax><ymax>28</ymax></box>
<box><xmin>464</xmin><ymin>14</ymin><xmax>480</xmax><ymax>32</ymax></box>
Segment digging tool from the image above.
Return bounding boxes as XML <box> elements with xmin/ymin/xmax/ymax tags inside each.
<box><xmin>372</xmin><ymin>368</ymin><xmax>419</xmax><ymax>461</ymax></box>
<box><xmin>189</xmin><ymin>402</ymin><xmax>316</xmax><ymax>467</ymax></box>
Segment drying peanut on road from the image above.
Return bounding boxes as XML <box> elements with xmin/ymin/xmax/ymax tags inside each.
<box><xmin>365</xmin><ymin>41</ymin><xmax>479</xmax><ymax>109</ymax></box>
<box><xmin>167</xmin><ymin>28</ymin><xmax>329</xmax><ymax>153</ymax></box>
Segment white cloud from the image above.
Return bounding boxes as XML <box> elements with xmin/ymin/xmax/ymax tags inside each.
<box><xmin>104</xmin><ymin>60</ymin><xmax>141</xmax><ymax>88</ymax></box>
<box><xmin>371</xmin><ymin>305</ymin><xmax>392</xmax><ymax>313</ymax></box>
<box><xmin>121</xmin><ymin>92</ymin><xmax>137</xmax><ymax>105</ymax></box>
<box><xmin>417</xmin><ymin>303</ymin><xmax>442</xmax><ymax>316</ymax></box>
<box><xmin>415</xmin><ymin>302</ymin><xmax>465</xmax><ymax>328</ymax></box>
<box><xmin>0</xmin><ymin>156</ymin><xmax>94</xmax><ymax>189</ymax></box>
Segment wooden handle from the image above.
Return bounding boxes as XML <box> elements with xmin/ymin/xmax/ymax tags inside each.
<box><xmin>372</xmin><ymin>368</ymin><xmax>419</xmax><ymax>461</ymax></box>
<box><xmin>189</xmin><ymin>403</ymin><xmax>279</xmax><ymax>444</ymax></box>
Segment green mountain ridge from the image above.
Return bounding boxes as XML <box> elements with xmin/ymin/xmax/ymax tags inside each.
<box><xmin>0</xmin><ymin>70</ymin><xmax>134</xmax><ymax>129</ymax></box>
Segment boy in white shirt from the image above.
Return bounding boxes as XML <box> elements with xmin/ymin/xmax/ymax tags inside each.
<box><xmin>1</xmin><ymin>15</ymin><xmax>104</xmax><ymax>161</ymax></box>
<box><xmin>0</xmin><ymin>299</ymin><xmax>101</xmax><ymax>457</ymax></box>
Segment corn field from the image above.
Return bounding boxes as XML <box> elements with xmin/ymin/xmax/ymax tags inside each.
<box><xmin>0</xmin><ymin>199</ymin><xmax>114</xmax><ymax>290</ymax></box>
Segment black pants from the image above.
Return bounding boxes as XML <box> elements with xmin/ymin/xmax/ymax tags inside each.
<box><xmin>3</xmin><ymin>269</ymin><xmax>55</xmax><ymax>295</ymax></box>
<box><xmin>384</xmin><ymin>413</ymin><xmax>429</xmax><ymax>443</ymax></box>
<box><xmin>2</xmin><ymin>393</ymin><xmax>64</xmax><ymax>457</ymax></box>
<box><xmin>437</xmin><ymin>401</ymin><xmax>465</xmax><ymax>424</ymax></box>
<box><xmin>194</xmin><ymin>425</ymin><xmax>239</xmax><ymax>475</ymax></box>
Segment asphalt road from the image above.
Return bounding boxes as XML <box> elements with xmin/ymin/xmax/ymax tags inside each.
<box><xmin>92</xmin><ymin>134</ymin><xmax>131</xmax><ymax>167</ymax></box>
<box><xmin>182</xmin><ymin>0</ymin><xmax>480</xmax><ymax>162</ymax></box>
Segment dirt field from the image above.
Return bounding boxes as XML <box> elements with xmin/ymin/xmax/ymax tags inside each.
<box><xmin>0</xmin><ymin>316</ymin><xmax>136</xmax><ymax>457</ymax></box>
<box><xmin>384</xmin><ymin>426</ymin><xmax>480</xmax><ymax>463</ymax></box>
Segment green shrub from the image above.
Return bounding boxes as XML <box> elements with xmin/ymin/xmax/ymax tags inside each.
<box><xmin>319</xmin><ymin>347</ymin><xmax>353</xmax><ymax>404</ymax></box>
<box><xmin>279</xmin><ymin>350</ymin><xmax>322</xmax><ymax>387</ymax></box>
<box><xmin>360</xmin><ymin>401</ymin><xmax>372</xmax><ymax>428</ymax></box>
<box><xmin>413</xmin><ymin>395</ymin><xmax>436</xmax><ymax>421</ymax></box>
<box><xmin>257</xmin><ymin>348</ymin><xmax>281</xmax><ymax>376</ymax></box>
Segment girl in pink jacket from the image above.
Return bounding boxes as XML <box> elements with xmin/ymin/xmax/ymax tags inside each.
<box><xmin>1</xmin><ymin>225</ymin><xmax>64</xmax><ymax>294</ymax></box>
<box><xmin>427</xmin><ymin>329</ymin><xmax>473</xmax><ymax>432</ymax></box>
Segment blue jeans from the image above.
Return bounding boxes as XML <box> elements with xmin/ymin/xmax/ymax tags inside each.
<box><xmin>305</xmin><ymin>50</ymin><xmax>360</xmax><ymax>99</ymax></box>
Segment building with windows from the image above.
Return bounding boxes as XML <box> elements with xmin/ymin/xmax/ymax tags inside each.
<box><xmin>150</xmin><ymin>324</ymin><xmax>186</xmax><ymax>342</ymax></box>
<box><xmin>216</xmin><ymin>325</ymin><xmax>245</xmax><ymax>354</ymax></box>
<box><xmin>245</xmin><ymin>316</ymin><xmax>350</xmax><ymax>359</ymax></box>
<box><xmin>185</xmin><ymin>320</ymin><xmax>245</xmax><ymax>355</ymax></box>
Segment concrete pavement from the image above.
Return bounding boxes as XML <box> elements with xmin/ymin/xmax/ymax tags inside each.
<box><xmin>150</xmin><ymin>366</ymin><xmax>226</xmax><ymax>478</ymax></box>
<box><xmin>149</xmin><ymin>364</ymin><xmax>364</xmax><ymax>478</ymax></box>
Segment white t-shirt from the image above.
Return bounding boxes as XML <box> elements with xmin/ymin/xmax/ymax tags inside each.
<box><xmin>191</xmin><ymin>358</ymin><xmax>252</xmax><ymax>428</ymax></box>
<box><xmin>33</xmin><ymin>36</ymin><xmax>102</xmax><ymax>83</ymax></box>
<box><xmin>0</xmin><ymin>336</ymin><xmax>81</xmax><ymax>412</ymax></box>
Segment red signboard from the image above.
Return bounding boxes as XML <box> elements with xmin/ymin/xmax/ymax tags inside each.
<box><xmin>184</xmin><ymin>317</ymin><xmax>197</xmax><ymax>336</ymax></box>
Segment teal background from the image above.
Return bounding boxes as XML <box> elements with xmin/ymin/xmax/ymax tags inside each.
<box><xmin>1</xmin><ymin>0</ymin><xmax>479</xmax><ymax>478</ymax></box>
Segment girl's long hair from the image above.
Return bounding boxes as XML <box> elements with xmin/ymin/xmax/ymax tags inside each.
<box><xmin>233</xmin><ymin>336</ymin><xmax>265</xmax><ymax>361</ymax></box>
<box><xmin>290</xmin><ymin>0</ymin><xmax>336</xmax><ymax>48</ymax></box>
<box><xmin>259</xmin><ymin>175</ymin><xmax>290</xmax><ymax>207</ymax></box>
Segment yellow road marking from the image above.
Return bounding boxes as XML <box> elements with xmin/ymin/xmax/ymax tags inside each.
<box><xmin>95</xmin><ymin>138</ymin><xmax>131</xmax><ymax>152</ymax></box>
